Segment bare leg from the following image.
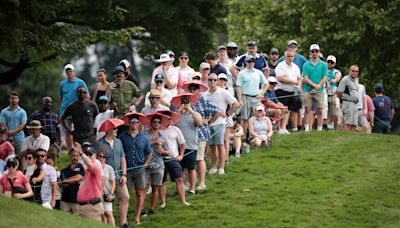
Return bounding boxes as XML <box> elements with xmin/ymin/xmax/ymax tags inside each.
<box><xmin>188</xmin><ymin>170</ymin><xmax>196</xmax><ymax>192</ymax></box>
<box><xmin>150</xmin><ymin>185</ymin><xmax>160</xmax><ymax>209</ymax></box>
<box><xmin>210</xmin><ymin>144</ymin><xmax>218</xmax><ymax>169</ymax></box>
<box><xmin>217</xmin><ymin>144</ymin><xmax>226</xmax><ymax>170</ymax></box>
<box><xmin>160</xmin><ymin>183</ymin><xmax>166</xmax><ymax>206</ymax></box>
<box><xmin>196</xmin><ymin>160</ymin><xmax>206</xmax><ymax>186</ymax></box>
<box><xmin>175</xmin><ymin>177</ymin><xmax>187</xmax><ymax>204</ymax></box>
<box><xmin>135</xmin><ymin>188</ymin><xmax>145</xmax><ymax>224</ymax></box>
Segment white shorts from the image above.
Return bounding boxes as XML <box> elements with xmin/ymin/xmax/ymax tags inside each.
<box><xmin>103</xmin><ymin>202</ymin><xmax>113</xmax><ymax>212</ymax></box>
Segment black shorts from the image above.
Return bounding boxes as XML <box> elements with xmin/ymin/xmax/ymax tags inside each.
<box><xmin>179</xmin><ymin>149</ymin><xmax>197</xmax><ymax>171</ymax></box>
<box><xmin>275</xmin><ymin>89</ymin><xmax>302</xmax><ymax>112</ymax></box>
<box><xmin>163</xmin><ymin>159</ymin><xmax>183</xmax><ymax>182</ymax></box>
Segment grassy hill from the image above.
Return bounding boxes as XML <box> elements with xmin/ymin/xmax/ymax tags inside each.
<box><xmin>1</xmin><ymin>131</ymin><xmax>399</xmax><ymax>227</ymax></box>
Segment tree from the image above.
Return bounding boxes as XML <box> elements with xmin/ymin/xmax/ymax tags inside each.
<box><xmin>0</xmin><ymin>0</ymin><xmax>227</xmax><ymax>84</ymax></box>
<box><xmin>227</xmin><ymin>0</ymin><xmax>400</xmax><ymax>103</ymax></box>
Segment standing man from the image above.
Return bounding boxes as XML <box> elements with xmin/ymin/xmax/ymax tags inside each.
<box><xmin>279</xmin><ymin>40</ymin><xmax>308</xmax><ymax>72</ymax></box>
<box><xmin>0</xmin><ymin>91</ymin><xmax>27</xmax><ymax>155</ymax></box>
<box><xmin>37</xmin><ymin>149</ymin><xmax>57</xmax><ymax>209</ymax></box>
<box><xmin>144</xmin><ymin>74</ymin><xmax>173</xmax><ymax>109</ymax></box>
<box><xmin>274</xmin><ymin>50</ymin><xmax>302</xmax><ymax>133</ymax></box>
<box><xmin>236</xmin><ymin>55</ymin><xmax>269</xmax><ymax>141</ymax></box>
<box><xmin>268</xmin><ymin>48</ymin><xmax>280</xmax><ymax>77</ymax></box>
<box><xmin>302</xmin><ymin>44</ymin><xmax>328</xmax><ymax>132</ymax></box>
<box><xmin>76</xmin><ymin>143</ymin><xmax>104</xmax><ymax>222</ymax></box>
<box><xmin>59</xmin><ymin>64</ymin><xmax>89</xmax><ymax>150</ymax></box>
<box><xmin>337</xmin><ymin>65</ymin><xmax>360</xmax><ymax>131</ymax></box>
<box><xmin>372</xmin><ymin>83</ymin><xmax>395</xmax><ymax>134</ymax></box>
<box><xmin>217</xmin><ymin>45</ymin><xmax>234</xmax><ymax>87</ymax></box>
<box><xmin>142</xmin><ymin>89</ymin><xmax>170</xmax><ymax>115</ymax></box>
<box><xmin>199</xmin><ymin>62</ymin><xmax>211</xmax><ymax>86</ymax></box>
<box><xmin>94</xmin><ymin>121</ymin><xmax>129</xmax><ymax>227</ymax></box>
<box><xmin>230</xmin><ymin>40</ymin><xmax>270</xmax><ymax>80</ymax></box>
<box><xmin>60</xmin><ymin>87</ymin><xmax>99</xmax><ymax>145</ymax></box>
<box><xmin>325</xmin><ymin>55</ymin><xmax>342</xmax><ymax>130</ymax></box>
<box><xmin>120</xmin><ymin>59</ymin><xmax>141</xmax><ymax>88</ymax></box>
<box><xmin>110</xmin><ymin>66</ymin><xmax>143</xmax><ymax>117</ymax></box>
<box><xmin>176</xmin><ymin>51</ymin><xmax>195</xmax><ymax>84</ymax></box>
<box><xmin>204</xmin><ymin>73</ymin><xmax>239</xmax><ymax>175</ymax></box>
<box><xmin>94</xmin><ymin>96</ymin><xmax>114</xmax><ymax>141</ymax></box>
<box><xmin>30</xmin><ymin>97</ymin><xmax>60</xmax><ymax>146</ymax></box>
<box><xmin>21</xmin><ymin>120</ymin><xmax>50</xmax><ymax>152</ymax></box>
<box><xmin>119</xmin><ymin>113</ymin><xmax>152</xmax><ymax>225</ymax></box>
<box><xmin>204</xmin><ymin>52</ymin><xmax>228</xmax><ymax>76</ymax></box>
<box><xmin>226</xmin><ymin>41</ymin><xmax>240</xmax><ymax>64</ymax></box>
<box><xmin>151</xmin><ymin>53</ymin><xmax>179</xmax><ymax>96</ymax></box>
<box><xmin>60</xmin><ymin>149</ymin><xmax>85</xmax><ymax>214</ymax></box>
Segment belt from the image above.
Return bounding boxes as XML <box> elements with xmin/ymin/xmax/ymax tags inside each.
<box><xmin>243</xmin><ymin>94</ymin><xmax>257</xmax><ymax>97</ymax></box>
<box><xmin>79</xmin><ymin>198</ymin><xmax>101</xmax><ymax>206</ymax></box>
<box><xmin>342</xmin><ymin>99</ymin><xmax>357</xmax><ymax>104</ymax></box>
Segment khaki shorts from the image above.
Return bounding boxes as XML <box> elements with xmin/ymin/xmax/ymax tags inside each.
<box><xmin>302</xmin><ymin>92</ymin><xmax>324</xmax><ymax>109</ymax></box>
<box><xmin>61</xmin><ymin>201</ymin><xmax>79</xmax><ymax>214</ymax></box>
<box><xmin>342</xmin><ymin>101</ymin><xmax>358</xmax><ymax>126</ymax></box>
<box><xmin>77</xmin><ymin>202</ymin><xmax>104</xmax><ymax>222</ymax></box>
<box><xmin>328</xmin><ymin>95</ymin><xmax>338</xmax><ymax>116</ymax></box>
<box><xmin>196</xmin><ymin>141</ymin><xmax>207</xmax><ymax>161</ymax></box>
<box><xmin>241</xmin><ymin>95</ymin><xmax>261</xmax><ymax>120</ymax></box>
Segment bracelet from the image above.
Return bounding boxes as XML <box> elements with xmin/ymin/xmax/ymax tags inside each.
<box><xmin>121</xmin><ymin>174</ymin><xmax>127</xmax><ymax>177</ymax></box>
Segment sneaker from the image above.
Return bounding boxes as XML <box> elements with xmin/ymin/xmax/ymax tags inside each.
<box><xmin>184</xmin><ymin>183</ymin><xmax>190</xmax><ymax>191</ymax></box>
<box><xmin>160</xmin><ymin>203</ymin><xmax>167</xmax><ymax>208</ymax></box>
<box><xmin>189</xmin><ymin>190</ymin><xmax>195</xmax><ymax>195</ymax></box>
<box><xmin>181</xmin><ymin>201</ymin><xmax>191</xmax><ymax>206</ymax></box>
<box><xmin>277</xmin><ymin>129</ymin><xmax>285</xmax><ymax>135</ymax></box>
<box><xmin>146</xmin><ymin>186</ymin><xmax>152</xmax><ymax>195</ymax></box>
<box><xmin>121</xmin><ymin>223</ymin><xmax>131</xmax><ymax>228</ymax></box>
<box><xmin>196</xmin><ymin>184</ymin><xmax>206</xmax><ymax>191</ymax></box>
<box><xmin>147</xmin><ymin>208</ymin><xmax>155</xmax><ymax>215</ymax></box>
<box><xmin>140</xmin><ymin>209</ymin><xmax>147</xmax><ymax>217</ymax></box>
<box><xmin>218</xmin><ymin>169</ymin><xmax>225</xmax><ymax>175</ymax></box>
<box><xmin>208</xmin><ymin>168</ymin><xmax>218</xmax><ymax>175</ymax></box>
<box><xmin>235</xmin><ymin>152</ymin><xmax>241</xmax><ymax>158</ymax></box>
<box><xmin>284</xmin><ymin>129</ymin><xmax>290</xmax><ymax>135</ymax></box>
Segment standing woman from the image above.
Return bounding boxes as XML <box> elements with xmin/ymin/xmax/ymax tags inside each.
<box><xmin>97</xmin><ymin>149</ymin><xmax>116</xmax><ymax>226</ymax></box>
<box><xmin>92</xmin><ymin>68</ymin><xmax>112</xmax><ymax>105</ymax></box>
<box><xmin>249</xmin><ymin>105</ymin><xmax>273</xmax><ymax>147</ymax></box>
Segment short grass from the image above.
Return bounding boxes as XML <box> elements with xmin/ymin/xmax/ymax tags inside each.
<box><xmin>1</xmin><ymin>131</ymin><xmax>399</xmax><ymax>227</ymax></box>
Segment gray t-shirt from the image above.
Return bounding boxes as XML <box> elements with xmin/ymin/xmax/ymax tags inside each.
<box><xmin>337</xmin><ymin>75</ymin><xmax>359</xmax><ymax>103</ymax></box>
<box><xmin>176</xmin><ymin>111</ymin><xmax>201</xmax><ymax>150</ymax></box>
<box><xmin>102</xmin><ymin>164</ymin><xmax>115</xmax><ymax>195</ymax></box>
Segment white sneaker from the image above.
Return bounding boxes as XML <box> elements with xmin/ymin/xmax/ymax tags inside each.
<box><xmin>182</xmin><ymin>201</ymin><xmax>191</xmax><ymax>206</ymax></box>
<box><xmin>196</xmin><ymin>184</ymin><xmax>206</xmax><ymax>191</ymax></box>
<box><xmin>208</xmin><ymin>168</ymin><xmax>218</xmax><ymax>175</ymax></box>
<box><xmin>277</xmin><ymin>129</ymin><xmax>285</xmax><ymax>135</ymax></box>
<box><xmin>184</xmin><ymin>183</ymin><xmax>190</xmax><ymax>191</ymax></box>
<box><xmin>146</xmin><ymin>186</ymin><xmax>152</xmax><ymax>195</ymax></box>
<box><xmin>160</xmin><ymin>203</ymin><xmax>167</xmax><ymax>208</ymax></box>
<box><xmin>284</xmin><ymin>129</ymin><xmax>290</xmax><ymax>135</ymax></box>
<box><xmin>235</xmin><ymin>152</ymin><xmax>241</xmax><ymax>158</ymax></box>
<box><xmin>218</xmin><ymin>169</ymin><xmax>225</xmax><ymax>175</ymax></box>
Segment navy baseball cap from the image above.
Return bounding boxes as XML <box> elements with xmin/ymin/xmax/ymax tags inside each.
<box><xmin>247</xmin><ymin>40</ymin><xmax>257</xmax><ymax>46</ymax></box>
<box><xmin>154</xmin><ymin>73</ymin><xmax>164</xmax><ymax>82</ymax></box>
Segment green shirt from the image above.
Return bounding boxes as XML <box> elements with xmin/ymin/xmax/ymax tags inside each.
<box><xmin>111</xmin><ymin>80</ymin><xmax>142</xmax><ymax>116</ymax></box>
<box><xmin>302</xmin><ymin>59</ymin><xmax>328</xmax><ymax>93</ymax></box>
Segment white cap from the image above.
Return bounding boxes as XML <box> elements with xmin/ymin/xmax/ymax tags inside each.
<box><xmin>309</xmin><ymin>44</ymin><xmax>320</xmax><ymax>51</ymax></box>
<box><xmin>268</xmin><ymin>76</ymin><xmax>277</xmax><ymax>83</ymax></box>
<box><xmin>64</xmin><ymin>64</ymin><xmax>75</xmax><ymax>71</ymax></box>
<box><xmin>217</xmin><ymin>73</ymin><xmax>228</xmax><ymax>80</ymax></box>
<box><xmin>326</xmin><ymin>55</ymin><xmax>336</xmax><ymax>63</ymax></box>
<box><xmin>255</xmin><ymin>104</ymin><xmax>265</xmax><ymax>111</ymax></box>
<box><xmin>288</xmin><ymin>40</ymin><xmax>298</xmax><ymax>46</ymax></box>
<box><xmin>119</xmin><ymin>59</ymin><xmax>130</xmax><ymax>69</ymax></box>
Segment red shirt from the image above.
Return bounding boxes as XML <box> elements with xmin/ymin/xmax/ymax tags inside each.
<box><xmin>0</xmin><ymin>141</ymin><xmax>14</xmax><ymax>160</ymax></box>
<box><xmin>0</xmin><ymin>171</ymin><xmax>29</xmax><ymax>193</ymax></box>
<box><xmin>77</xmin><ymin>160</ymin><xmax>103</xmax><ymax>202</ymax></box>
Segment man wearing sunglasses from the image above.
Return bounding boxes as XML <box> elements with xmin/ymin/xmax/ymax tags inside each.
<box><xmin>143</xmin><ymin>74</ymin><xmax>172</xmax><ymax>111</ymax></box>
<box><xmin>278</xmin><ymin>40</ymin><xmax>308</xmax><ymax>73</ymax></box>
<box><xmin>61</xmin><ymin>86</ymin><xmax>99</xmax><ymax>145</ymax></box>
<box><xmin>177</xmin><ymin>51</ymin><xmax>195</xmax><ymax>85</ymax></box>
<box><xmin>142</xmin><ymin>89</ymin><xmax>170</xmax><ymax>115</ymax></box>
<box><xmin>325</xmin><ymin>55</ymin><xmax>342</xmax><ymax>130</ymax></box>
<box><xmin>302</xmin><ymin>44</ymin><xmax>328</xmax><ymax>132</ymax></box>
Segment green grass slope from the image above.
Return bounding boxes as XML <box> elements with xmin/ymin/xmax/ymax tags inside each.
<box><xmin>1</xmin><ymin>132</ymin><xmax>399</xmax><ymax>227</ymax></box>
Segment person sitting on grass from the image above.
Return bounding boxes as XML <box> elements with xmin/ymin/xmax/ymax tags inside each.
<box><xmin>228</xmin><ymin>116</ymin><xmax>244</xmax><ymax>158</ymax></box>
<box><xmin>0</xmin><ymin>156</ymin><xmax>33</xmax><ymax>200</ymax></box>
<box><xmin>249</xmin><ymin>105</ymin><xmax>273</xmax><ymax>147</ymax></box>
<box><xmin>97</xmin><ymin>149</ymin><xmax>116</xmax><ymax>226</ymax></box>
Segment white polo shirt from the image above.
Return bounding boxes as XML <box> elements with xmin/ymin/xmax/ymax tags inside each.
<box><xmin>204</xmin><ymin>87</ymin><xmax>237</xmax><ymax>126</ymax></box>
<box><xmin>275</xmin><ymin>61</ymin><xmax>301</xmax><ymax>92</ymax></box>
<box><xmin>176</xmin><ymin>66</ymin><xmax>195</xmax><ymax>83</ymax></box>
<box><xmin>161</xmin><ymin>125</ymin><xmax>185</xmax><ymax>158</ymax></box>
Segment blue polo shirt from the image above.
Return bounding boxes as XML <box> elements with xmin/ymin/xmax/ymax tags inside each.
<box><xmin>94</xmin><ymin>137</ymin><xmax>125</xmax><ymax>181</ymax></box>
<box><xmin>235</xmin><ymin>54</ymin><xmax>268</xmax><ymax>72</ymax></box>
<box><xmin>278</xmin><ymin>53</ymin><xmax>307</xmax><ymax>73</ymax></box>
<box><xmin>210</xmin><ymin>63</ymin><xmax>227</xmax><ymax>76</ymax></box>
<box><xmin>59</xmin><ymin>77</ymin><xmax>89</xmax><ymax>114</ymax></box>
<box><xmin>0</xmin><ymin>106</ymin><xmax>27</xmax><ymax>141</ymax></box>
<box><xmin>118</xmin><ymin>132</ymin><xmax>152</xmax><ymax>170</ymax></box>
<box><xmin>302</xmin><ymin>59</ymin><xmax>328</xmax><ymax>93</ymax></box>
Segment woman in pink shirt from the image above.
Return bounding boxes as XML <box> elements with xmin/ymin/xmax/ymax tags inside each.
<box><xmin>0</xmin><ymin>156</ymin><xmax>33</xmax><ymax>199</ymax></box>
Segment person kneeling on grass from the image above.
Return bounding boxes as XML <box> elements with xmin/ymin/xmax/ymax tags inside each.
<box><xmin>228</xmin><ymin>116</ymin><xmax>244</xmax><ymax>158</ymax></box>
<box><xmin>249</xmin><ymin>105</ymin><xmax>273</xmax><ymax>148</ymax></box>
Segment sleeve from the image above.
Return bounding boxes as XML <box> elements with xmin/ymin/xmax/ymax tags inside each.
<box><xmin>0</xmin><ymin>110</ymin><xmax>5</xmax><ymax>124</ymax></box>
<box><xmin>6</xmin><ymin>142</ymin><xmax>14</xmax><ymax>153</ymax></box>
<box><xmin>92</xmin><ymin>103</ymin><xmax>99</xmax><ymax>118</ymax></box>
<box><xmin>118</xmin><ymin>139</ymin><xmax>125</xmax><ymax>157</ymax></box>
<box><xmin>236</xmin><ymin>72</ymin><xmax>243</xmax><ymax>87</ymax></box>
<box><xmin>259</xmin><ymin>71</ymin><xmax>268</xmax><ymax>84</ymax></box>
<box><xmin>62</xmin><ymin>105</ymin><xmax>72</xmax><ymax>119</ymax></box>
<box><xmin>226</xmin><ymin>90</ymin><xmax>237</xmax><ymax>105</ymax></box>
<box><xmin>132</xmin><ymin>83</ymin><xmax>142</xmax><ymax>97</ymax></box>
<box><xmin>42</xmin><ymin>136</ymin><xmax>50</xmax><ymax>151</ymax></box>
<box><xmin>235</xmin><ymin>55</ymin><xmax>245</xmax><ymax>68</ymax></box>
<box><xmin>21</xmin><ymin>110</ymin><xmax>28</xmax><ymax>125</ymax></box>
<box><xmin>82</xmin><ymin>81</ymin><xmax>90</xmax><ymax>94</ymax></box>
<box><xmin>261</xmin><ymin>56</ymin><xmax>269</xmax><ymax>70</ymax></box>
<box><xmin>50</xmin><ymin>167</ymin><xmax>57</xmax><ymax>183</ymax></box>
<box><xmin>275</xmin><ymin>64</ymin><xmax>285</xmax><ymax>78</ymax></box>
<box><xmin>176</xmin><ymin>127</ymin><xmax>186</xmax><ymax>144</ymax></box>
<box><xmin>302</xmin><ymin>63</ymin><xmax>309</xmax><ymax>77</ymax></box>
<box><xmin>144</xmin><ymin>137</ymin><xmax>153</xmax><ymax>156</ymax></box>
<box><xmin>58</xmin><ymin>82</ymin><xmax>63</xmax><ymax>97</ymax></box>
<box><xmin>207</xmin><ymin>100</ymin><xmax>222</xmax><ymax>115</ymax></box>
<box><xmin>337</xmin><ymin>77</ymin><xmax>346</xmax><ymax>93</ymax></box>
<box><xmin>322</xmin><ymin>63</ymin><xmax>328</xmax><ymax>77</ymax></box>
<box><xmin>77</xmin><ymin>164</ymin><xmax>86</xmax><ymax>176</ymax></box>
<box><xmin>109</xmin><ymin>166</ymin><xmax>116</xmax><ymax>181</ymax></box>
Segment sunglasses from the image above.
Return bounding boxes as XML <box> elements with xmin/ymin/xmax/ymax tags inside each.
<box><xmin>150</xmin><ymin>96</ymin><xmax>160</xmax><ymax>99</ymax></box>
<box><xmin>351</xmin><ymin>70</ymin><xmax>359</xmax><ymax>73</ymax></box>
<box><xmin>218</xmin><ymin>78</ymin><xmax>227</xmax><ymax>81</ymax></box>
<box><xmin>246</xmin><ymin>60</ymin><xmax>255</xmax><ymax>63</ymax></box>
<box><xmin>180</xmin><ymin>57</ymin><xmax>188</xmax><ymax>60</ymax></box>
<box><xmin>192</xmin><ymin>76</ymin><xmax>201</xmax><ymax>80</ymax></box>
<box><xmin>311</xmin><ymin>50</ymin><xmax>319</xmax><ymax>53</ymax></box>
<box><xmin>202</xmin><ymin>68</ymin><xmax>210</xmax><ymax>71</ymax></box>
<box><xmin>130</xmin><ymin>119</ymin><xmax>140</xmax><ymax>123</ymax></box>
<box><xmin>155</xmin><ymin>81</ymin><xmax>163</xmax><ymax>84</ymax></box>
<box><xmin>38</xmin><ymin>155</ymin><xmax>46</xmax><ymax>158</ymax></box>
<box><xmin>98</xmin><ymin>155</ymin><xmax>105</xmax><ymax>158</ymax></box>
<box><xmin>227</xmin><ymin>48</ymin><xmax>237</xmax><ymax>50</ymax></box>
<box><xmin>327</xmin><ymin>61</ymin><xmax>334</xmax><ymax>64</ymax></box>
<box><xmin>26</xmin><ymin>156</ymin><xmax>33</xmax><ymax>160</ymax></box>
<box><xmin>269</xmin><ymin>83</ymin><xmax>277</xmax><ymax>86</ymax></box>
<box><xmin>289</xmin><ymin>44</ymin><xmax>297</xmax><ymax>48</ymax></box>
<box><xmin>208</xmin><ymin>79</ymin><xmax>218</xmax><ymax>82</ymax></box>
<box><xmin>152</xmin><ymin>121</ymin><xmax>162</xmax><ymax>124</ymax></box>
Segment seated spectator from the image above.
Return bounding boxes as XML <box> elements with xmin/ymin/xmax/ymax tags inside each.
<box><xmin>249</xmin><ymin>105</ymin><xmax>273</xmax><ymax>147</ymax></box>
<box><xmin>228</xmin><ymin>117</ymin><xmax>244</xmax><ymax>157</ymax></box>
<box><xmin>0</xmin><ymin>127</ymin><xmax>14</xmax><ymax>161</ymax></box>
<box><xmin>21</xmin><ymin>120</ymin><xmax>50</xmax><ymax>153</ymax></box>
<box><xmin>97</xmin><ymin>149</ymin><xmax>116</xmax><ymax>226</ymax></box>
<box><xmin>24</xmin><ymin>149</ymin><xmax>44</xmax><ymax>203</ymax></box>
<box><xmin>0</xmin><ymin>156</ymin><xmax>33</xmax><ymax>199</ymax></box>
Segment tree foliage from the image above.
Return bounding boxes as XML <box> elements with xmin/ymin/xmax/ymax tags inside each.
<box><xmin>0</xmin><ymin>0</ymin><xmax>226</xmax><ymax>84</ymax></box>
<box><xmin>227</xmin><ymin>0</ymin><xmax>400</xmax><ymax>103</ymax></box>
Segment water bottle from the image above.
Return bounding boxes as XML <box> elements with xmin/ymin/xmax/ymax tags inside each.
<box><xmin>245</xmin><ymin>145</ymin><xmax>251</xmax><ymax>154</ymax></box>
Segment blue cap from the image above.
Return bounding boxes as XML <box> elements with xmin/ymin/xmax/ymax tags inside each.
<box><xmin>112</xmin><ymin>65</ymin><xmax>126</xmax><ymax>74</ymax></box>
<box><xmin>374</xmin><ymin>83</ymin><xmax>383</xmax><ymax>92</ymax></box>
<box><xmin>154</xmin><ymin>73</ymin><xmax>164</xmax><ymax>82</ymax></box>
<box><xmin>99</xmin><ymin>95</ymin><xmax>108</xmax><ymax>102</ymax></box>
<box><xmin>247</xmin><ymin>40</ymin><xmax>257</xmax><ymax>46</ymax></box>
<box><xmin>245</xmin><ymin>55</ymin><xmax>255</xmax><ymax>62</ymax></box>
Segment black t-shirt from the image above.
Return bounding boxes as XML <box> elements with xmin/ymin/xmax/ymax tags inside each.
<box><xmin>24</xmin><ymin>167</ymin><xmax>42</xmax><ymax>203</ymax></box>
<box><xmin>210</xmin><ymin>63</ymin><xmax>228</xmax><ymax>76</ymax></box>
<box><xmin>62</xmin><ymin>100</ymin><xmax>99</xmax><ymax>139</ymax></box>
<box><xmin>60</xmin><ymin>163</ymin><xmax>85</xmax><ymax>203</ymax></box>
<box><xmin>127</xmin><ymin>74</ymin><xmax>140</xmax><ymax>88</ymax></box>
